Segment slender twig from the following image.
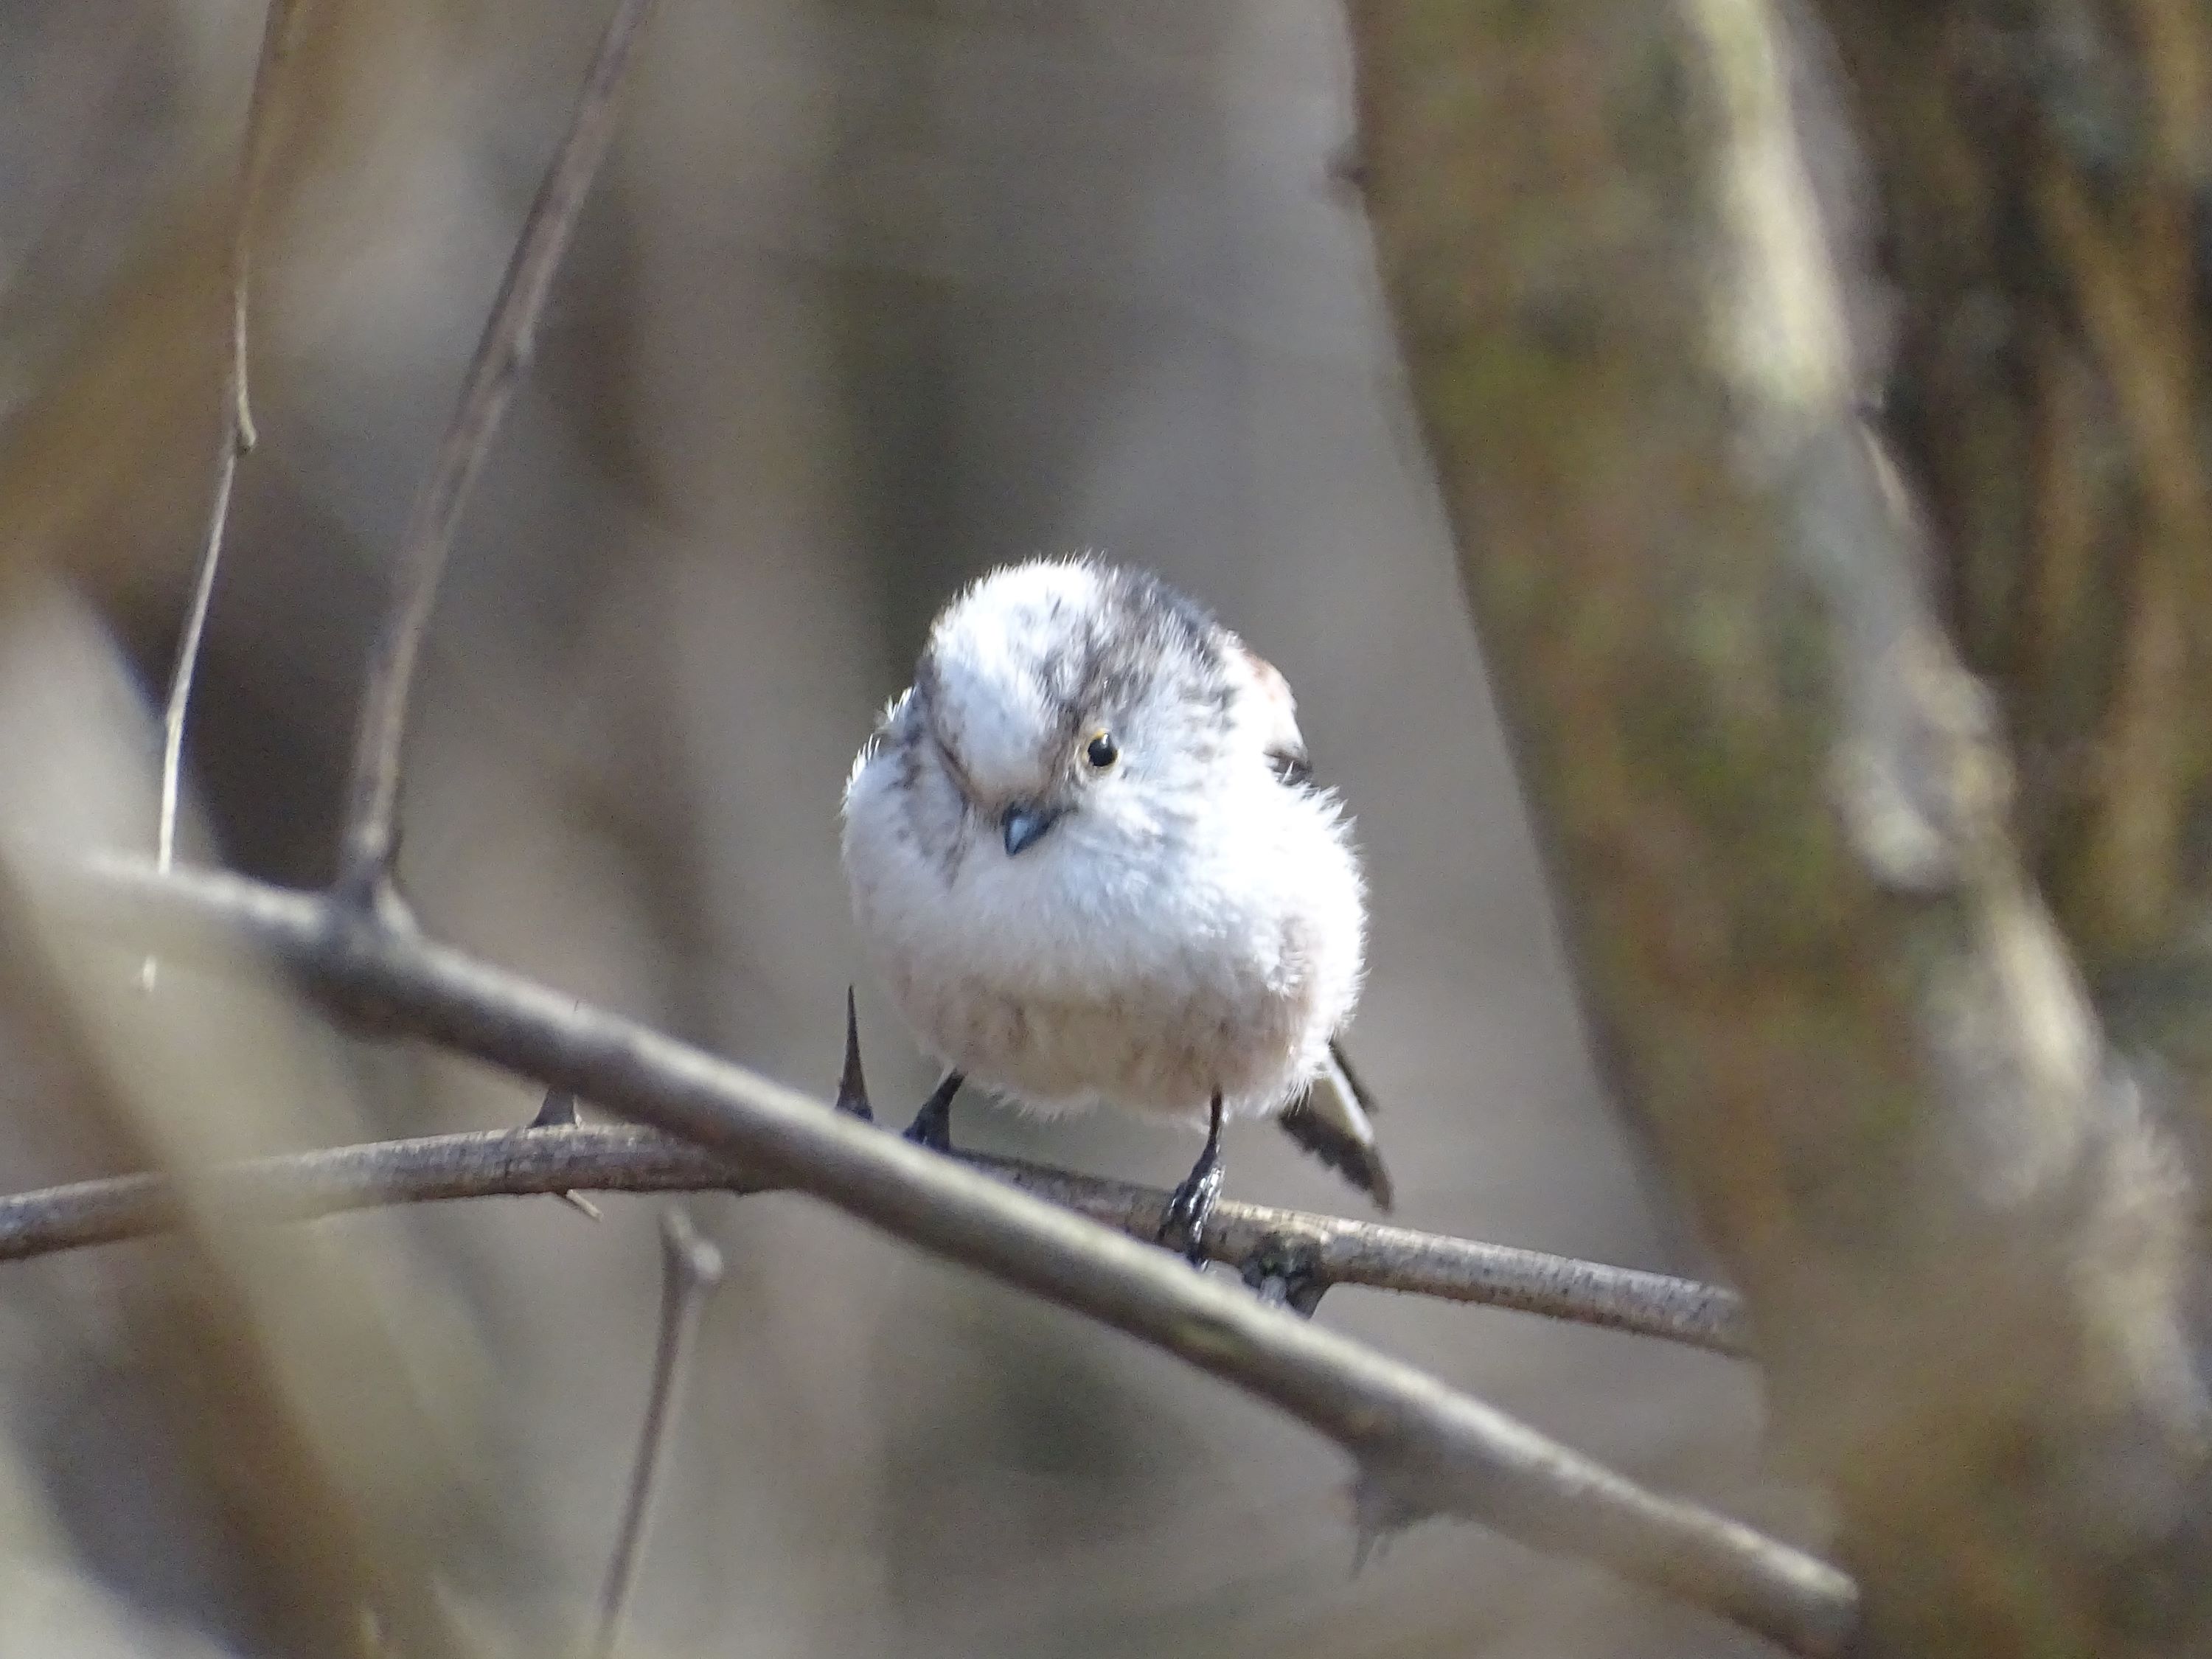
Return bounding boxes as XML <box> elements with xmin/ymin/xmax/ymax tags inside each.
<box><xmin>147</xmin><ymin>0</ymin><xmax>300</xmax><ymax>990</ymax></box>
<box><xmin>592</xmin><ymin>1208</ymin><xmax>723</xmax><ymax>1659</ymax></box>
<box><xmin>335</xmin><ymin>0</ymin><xmax>661</xmax><ymax>904</ymax></box>
<box><xmin>52</xmin><ymin>855</ymin><xmax>1854</xmax><ymax>1656</ymax></box>
<box><xmin>989</xmin><ymin>1158</ymin><xmax>1747</xmax><ymax>1352</ymax></box>
<box><xmin>0</xmin><ymin>1126</ymin><xmax>1746</xmax><ymax>1355</ymax></box>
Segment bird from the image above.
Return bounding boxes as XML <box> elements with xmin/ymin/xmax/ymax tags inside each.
<box><xmin>839</xmin><ymin>556</ymin><xmax>1390</xmax><ymax>1262</ymax></box>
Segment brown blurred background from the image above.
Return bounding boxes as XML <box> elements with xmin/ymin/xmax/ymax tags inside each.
<box><xmin>0</xmin><ymin>2</ymin><xmax>1793</xmax><ymax>1655</ymax></box>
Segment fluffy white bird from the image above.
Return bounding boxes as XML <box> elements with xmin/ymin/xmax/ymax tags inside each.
<box><xmin>840</xmin><ymin>557</ymin><xmax>1389</xmax><ymax>1258</ymax></box>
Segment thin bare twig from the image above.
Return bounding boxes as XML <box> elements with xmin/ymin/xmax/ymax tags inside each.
<box><xmin>990</xmin><ymin>1158</ymin><xmax>1748</xmax><ymax>1351</ymax></box>
<box><xmin>148</xmin><ymin>0</ymin><xmax>301</xmax><ymax>990</ymax></box>
<box><xmin>335</xmin><ymin>0</ymin><xmax>661</xmax><ymax>904</ymax></box>
<box><xmin>592</xmin><ymin>1208</ymin><xmax>723</xmax><ymax>1659</ymax></box>
<box><xmin>0</xmin><ymin>1124</ymin><xmax>1747</xmax><ymax>1354</ymax></box>
<box><xmin>54</xmin><ymin>855</ymin><xmax>1854</xmax><ymax>1656</ymax></box>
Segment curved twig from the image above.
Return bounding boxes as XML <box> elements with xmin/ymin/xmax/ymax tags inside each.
<box><xmin>150</xmin><ymin>0</ymin><xmax>301</xmax><ymax>988</ymax></box>
<box><xmin>49</xmin><ymin>855</ymin><xmax>1853</xmax><ymax>1656</ymax></box>
<box><xmin>336</xmin><ymin>0</ymin><xmax>661</xmax><ymax>901</ymax></box>
<box><xmin>0</xmin><ymin>1126</ymin><xmax>1746</xmax><ymax>1356</ymax></box>
<box><xmin>593</xmin><ymin>1208</ymin><xmax>723</xmax><ymax>1659</ymax></box>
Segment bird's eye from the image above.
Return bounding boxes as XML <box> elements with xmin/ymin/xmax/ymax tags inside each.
<box><xmin>1084</xmin><ymin>731</ymin><xmax>1120</xmax><ymax>770</ymax></box>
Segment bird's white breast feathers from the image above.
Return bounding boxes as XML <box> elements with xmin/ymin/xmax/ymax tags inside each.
<box><xmin>840</xmin><ymin>584</ymin><xmax>1365</xmax><ymax>1127</ymax></box>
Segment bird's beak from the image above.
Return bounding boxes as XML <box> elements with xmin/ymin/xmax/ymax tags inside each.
<box><xmin>1001</xmin><ymin>802</ymin><xmax>1061</xmax><ymax>857</ymax></box>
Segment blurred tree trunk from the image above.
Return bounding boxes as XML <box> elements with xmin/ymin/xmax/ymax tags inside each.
<box><xmin>1809</xmin><ymin>0</ymin><xmax>2212</xmax><ymax>1105</ymax></box>
<box><xmin>1352</xmin><ymin>1</ymin><xmax>2212</xmax><ymax>1654</ymax></box>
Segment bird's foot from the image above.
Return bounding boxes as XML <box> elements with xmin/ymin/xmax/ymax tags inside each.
<box><xmin>1240</xmin><ymin>1235</ymin><xmax>1329</xmax><ymax>1316</ymax></box>
<box><xmin>902</xmin><ymin>1071</ymin><xmax>962</xmax><ymax>1152</ymax></box>
<box><xmin>1157</xmin><ymin>1161</ymin><xmax>1222</xmax><ymax>1267</ymax></box>
<box><xmin>1156</xmin><ymin>1096</ymin><xmax>1225</xmax><ymax>1267</ymax></box>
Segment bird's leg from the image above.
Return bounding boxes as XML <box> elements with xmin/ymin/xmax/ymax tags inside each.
<box><xmin>1157</xmin><ymin>1094</ymin><xmax>1225</xmax><ymax>1267</ymax></box>
<box><xmin>903</xmin><ymin>1070</ymin><xmax>963</xmax><ymax>1152</ymax></box>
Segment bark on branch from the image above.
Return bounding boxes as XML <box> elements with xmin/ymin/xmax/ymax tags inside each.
<box><xmin>46</xmin><ymin>852</ymin><xmax>1854</xmax><ymax>1657</ymax></box>
<box><xmin>0</xmin><ymin>1123</ymin><xmax>1749</xmax><ymax>1354</ymax></box>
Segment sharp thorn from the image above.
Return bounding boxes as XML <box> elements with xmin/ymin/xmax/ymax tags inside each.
<box><xmin>1349</xmin><ymin>1466</ymin><xmax>1429</xmax><ymax>1576</ymax></box>
<box><xmin>835</xmin><ymin>987</ymin><xmax>874</xmax><ymax>1121</ymax></box>
<box><xmin>531</xmin><ymin>1088</ymin><xmax>580</xmax><ymax>1130</ymax></box>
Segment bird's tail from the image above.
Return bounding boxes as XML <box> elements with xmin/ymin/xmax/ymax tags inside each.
<box><xmin>1276</xmin><ymin>1040</ymin><xmax>1395</xmax><ymax>1210</ymax></box>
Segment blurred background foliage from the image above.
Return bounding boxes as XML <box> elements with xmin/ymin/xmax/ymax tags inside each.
<box><xmin>0</xmin><ymin>1</ymin><xmax>1786</xmax><ymax>1656</ymax></box>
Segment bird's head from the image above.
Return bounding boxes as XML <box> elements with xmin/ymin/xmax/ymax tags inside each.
<box><xmin>904</xmin><ymin>557</ymin><xmax>1238</xmax><ymax>860</ymax></box>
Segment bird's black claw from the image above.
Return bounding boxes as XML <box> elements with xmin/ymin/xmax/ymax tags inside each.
<box><xmin>1240</xmin><ymin>1236</ymin><xmax>1329</xmax><ymax>1315</ymax></box>
<box><xmin>1157</xmin><ymin>1153</ymin><xmax>1222</xmax><ymax>1267</ymax></box>
<box><xmin>902</xmin><ymin>1102</ymin><xmax>951</xmax><ymax>1151</ymax></box>
<box><xmin>903</xmin><ymin>1071</ymin><xmax>961</xmax><ymax>1152</ymax></box>
<box><xmin>1158</xmin><ymin>1095</ymin><xmax>1227</xmax><ymax>1267</ymax></box>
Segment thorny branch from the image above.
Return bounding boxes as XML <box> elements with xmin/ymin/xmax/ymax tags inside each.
<box><xmin>71</xmin><ymin>0</ymin><xmax>1852</xmax><ymax>1649</ymax></box>
<box><xmin>49</xmin><ymin>853</ymin><xmax>1857</xmax><ymax>1658</ymax></box>
<box><xmin>593</xmin><ymin>1209</ymin><xmax>724</xmax><ymax>1659</ymax></box>
<box><xmin>0</xmin><ymin>1124</ymin><xmax>1747</xmax><ymax>1355</ymax></box>
<box><xmin>335</xmin><ymin>0</ymin><xmax>661</xmax><ymax>904</ymax></box>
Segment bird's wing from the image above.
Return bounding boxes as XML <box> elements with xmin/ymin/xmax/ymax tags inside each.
<box><xmin>1237</xmin><ymin>644</ymin><xmax>1383</xmax><ymax>1201</ymax></box>
<box><xmin>1277</xmin><ymin>1040</ymin><xmax>1394</xmax><ymax>1210</ymax></box>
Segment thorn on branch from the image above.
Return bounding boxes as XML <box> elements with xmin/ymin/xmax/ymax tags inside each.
<box><xmin>532</xmin><ymin>1088</ymin><xmax>581</xmax><ymax>1129</ymax></box>
<box><xmin>529</xmin><ymin>1089</ymin><xmax>599</xmax><ymax>1217</ymax></box>
<box><xmin>834</xmin><ymin>988</ymin><xmax>872</xmax><ymax>1122</ymax></box>
<box><xmin>49</xmin><ymin>858</ymin><xmax>1849</xmax><ymax>1654</ymax></box>
<box><xmin>0</xmin><ymin>1114</ymin><xmax>1750</xmax><ymax>1356</ymax></box>
<box><xmin>1351</xmin><ymin>1464</ymin><xmax>1432</xmax><ymax>1576</ymax></box>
